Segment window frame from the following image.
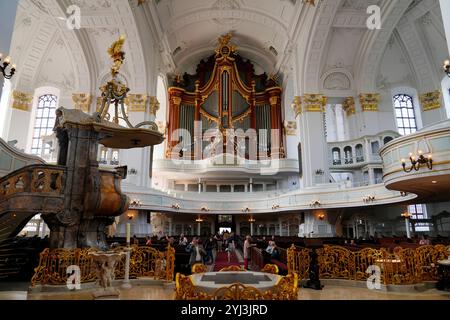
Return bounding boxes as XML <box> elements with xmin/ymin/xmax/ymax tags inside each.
<box><xmin>30</xmin><ymin>94</ymin><xmax>58</xmax><ymax>156</ymax></box>
<box><xmin>393</xmin><ymin>94</ymin><xmax>418</xmax><ymax>136</ymax></box>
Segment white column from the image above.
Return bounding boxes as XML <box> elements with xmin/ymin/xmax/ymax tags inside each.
<box><xmin>335</xmin><ymin>104</ymin><xmax>346</xmax><ymax>141</ymax></box>
<box><xmin>298</xmin><ymin>104</ymin><xmax>329</xmax><ymax>187</ymax></box>
<box><xmin>197</xmin><ymin>222</ymin><xmax>201</xmax><ymax>236</ymax></box>
<box><xmin>250</xmin><ymin>223</ymin><xmax>254</xmax><ymax>236</ymax></box>
<box><xmin>168</xmin><ymin>218</ymin><xmax>172</xmax><ymax>237</ymax></box>
<box><xmin>249</xmin><ymin>179</ymin><xmax>253</xmax><ymax>193</ymax></box>
<box><xmin>405</xmin><ymin>218</ymin><xmax>411</xmax><ymax>239</ymax></box>
<box><xmin>441</xmin><ymin>0</ymin><xmax>450</xmax><ymax>55</ymax></box>
<box><xmin>325</xmin><ymin>104</ymin><xmax>337</xmax><ymax>142</ymax></box>
<box><xmin>368</xmin><ymin>168</ymin><xmax>375</xmax><ymax>185</ymax></box>
<box><xmin>278</xmin><ymin>218</ymin><xmax>282</xmax><ymax>236</ymax></box>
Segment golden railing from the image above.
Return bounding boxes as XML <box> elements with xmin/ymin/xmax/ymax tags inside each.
<box><xmin>31</xmin><ymin>245</ymin><xmax>176</xmax><ymax>287</ymax></box>
<box><xmin>287</xmin><ymin>244</ymin><xmax>450</xmax><ymax>285</ymax></box>
<box><xmin>175</xmin><ymin>272</ymin><xmax>298</xmax><ymax>300</ymax></box>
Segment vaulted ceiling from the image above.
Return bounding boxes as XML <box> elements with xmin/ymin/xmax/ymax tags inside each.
<box><xmin>8</xmin><ymin>0</ymin><xmax>449</xmax><ymax>99</ymax></box>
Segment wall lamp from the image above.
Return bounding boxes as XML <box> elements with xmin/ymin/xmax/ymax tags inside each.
<box><xmin>0</xmin><ymin>53</ymin><xmax>16</xmax><ymax>80</ymax></box>
<box><xmin>443</xmin><ymin>59</ymin><xmax>450</xmax><ymax>77</ymax></box>
<box><xmin>401</xmin><ymin>150</ymin><xmax>432</xmax><ymax>173</ymax></box>
<box><xmin>401</xmin><ymin>212</ymin><xmax>412</xmax><ymax>219</ymax></box>
<box><xmin>363</xmin><ymin>195</ymin><xmax>375</xmax><ymax>203</ymax></box>
<box><xmin>310</xmin><ymin>200</ymin><xmax>321</xmax><ymax>208</ymax></box>
<box><xmin>171</xmin><ymin>203</ymin><xmax>180</xmax><ymax>210</ymax></box>
<box><xmin>130</xmin><ymin>198</ymin><xmax>141</xmax><ymax>207</ymax></box>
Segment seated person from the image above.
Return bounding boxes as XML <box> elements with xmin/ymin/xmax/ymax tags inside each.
<box><xmin>419</xmin><ymin>235</ymin><xmax>431</xmax><ymax>245</ymax></box>
<box><xmin>271</xmin><ymin>245</ymin><xmax>280</xmax><ymax>260</ymax></box>
<box><xmin>179</xmin><ymin>234</ymin><xmax>188</xmax><ymax>246</ymax></box>
<box><xmin>265</xmin><ymin>241</ymin><xmax>275</xmax><ymax>254</ymax></box>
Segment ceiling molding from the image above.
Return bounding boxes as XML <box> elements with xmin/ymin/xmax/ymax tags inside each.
<box><xmin>302</xmin><ymin>0</ymin><xmax>344</xmax><ymax>93</ymax></box>
<box><xmin>354</xmin><ymin>0</ymin><xmax>414</xmax><ymax>92</ymax></box>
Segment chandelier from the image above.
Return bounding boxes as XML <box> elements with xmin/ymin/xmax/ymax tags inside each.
<box><xmin>0</xmin><ymin>53</ymin><xmax>16</xmax><ymax>80</ymax></box>
<box><xmin>401</xmin><ymin>151</ymin><xmax>432</xmax><ymax>173</ymax></box>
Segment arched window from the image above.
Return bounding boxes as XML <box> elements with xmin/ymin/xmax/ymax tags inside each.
<box><xmin>332</xmin><ymin>147</ymin><xmax>341</xmax><ymax>165</ymax></box>
<box><xmin>344</xmin><ymin>146</ymin><xmax>353</xmax><ymax>164</ymax></box>
<box><xmin>31</xmin><ymin>94</ymin><xmax>58</xmax><ymax>155</ymax></box>
<box><xmin>393</xmin><ymin>94</ymin><xmax>417</xmax><ymax>136</ymax></box>
<box><xmin>355</xmin><ymin>144</ymin><xmax>364</xmax><ymax>162</ymax></box>
<box><xmin>383</xmin><ymin>136</ymin><xmax>393</xmax><ymax>144</ymax></box>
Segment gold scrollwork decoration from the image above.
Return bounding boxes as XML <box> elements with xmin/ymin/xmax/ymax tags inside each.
<box><xmin>31</xmin><ymin>245</ymin><xmax>176</xmax><ymax>287</ymax></box>
<box><xmin>72</xmin><ymin>93</ymin><xmax>92</xmax><ymax>113</ymax></box>
<box><xmin>303</xmin><ymin>94</ymin><xmax>327</xmax><ymax>112</ymax></box>
<box><xmin>291</xmin><ymin>96</ymin><xmax>302</xmax><ymax>118</ymax></box>
<box><xmin>125</xmin><ymin>94</ymin><xmax>148</xmax><ymax>112</ymax></box>
<box><xmin>359</xmin><ymin>93</ymin><xmax>381</xmax><ymax>112</ymax></box>
<box><xmin>343</xmin><ymin>97</ymin><xmax>356</xmax><ymax>116</ymax></box>
<box><xmin>287</xmin><ymin>244</ymin><xmax>450</xmax><ymax>285</ymax></box>
<box><xmin>12</xmin><ymin>91</ymin><xmax>33</xmax><ymax>111</ymax></box>
<box><xmin>419</xmin><ymin>91</ymin><xmax>441</xmax><ymax>111</ymax></box>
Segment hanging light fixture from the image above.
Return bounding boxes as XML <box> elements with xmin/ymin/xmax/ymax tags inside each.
<box><xmin>0</xmin><ymin>53</ymin><xmax>16</xmax><ymax>80</ymax></box>
<box><xmin>401</xmin><ymin>150</ymin><xmax>432</xmax><ymax>173</ymax></box>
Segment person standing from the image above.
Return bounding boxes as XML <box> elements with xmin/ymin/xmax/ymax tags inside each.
<box><xmin>204</xmin><ymin>236</ymin><xmax>215</xmax><ymax>265</ymax></box>
<box><xmin>186</xmin><ymin>237</ymin><xmax>206</xmax><ymax>270</ymax></box>
<box><xmin>226</xmin><ymin>232</ymin><xmax>236</xmax><ymax>263</ymax></box>
<box><xmin>244</xmin><ymin>235</ymin><xmax>255</xmax><ymax>270</ymax></box>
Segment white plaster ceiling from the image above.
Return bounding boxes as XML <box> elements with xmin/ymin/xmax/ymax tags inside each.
<box><xmin>8</xmin><ymin>0</ymin><xmax>449</xmax><ymax>99</ymax></box>
<box><xmin>152</xmin><ymin>0</ymin><xmax>303</xmax><ymax>74</ymax></box>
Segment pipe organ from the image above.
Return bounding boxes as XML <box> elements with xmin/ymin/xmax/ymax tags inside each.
<box><xmin>166</xmin><ymin>34</ymin><xmax>284</xmax><ymax>160</ymax></box>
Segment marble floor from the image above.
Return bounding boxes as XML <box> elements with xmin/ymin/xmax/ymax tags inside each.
<box><xmin>0</xmin><ymin>284</ymin><xmax>448</xmax><ymax>300</ymax></box>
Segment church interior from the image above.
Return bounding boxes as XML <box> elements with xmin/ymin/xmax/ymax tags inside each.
<box><xmin>0</xmin><ymin>0</ymin><xmax>450</xmax><ymax>303</ymax></box>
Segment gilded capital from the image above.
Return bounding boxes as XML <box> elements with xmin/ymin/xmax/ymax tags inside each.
<box><xmin>149</xmin><ymin>96</ymin><xmax>160</xmax><ymax>116</ymax></box>
<box><xmin>343</xmin><ymin>97</ymin><xmax>356</xmax><ymax>116</ymax></box>
<box><xmin>284</xmin><ymin>121</ymin><xmax>297</xmax><ymax>136</ymax></box>
<box><xmin>12</xmin><ymin>91</ymin><xmax>33</xmax><ymax>111</ymax></box>
<box><xmin>291</xmin><ymin>96</ymin><xmax>302</xmax><ymax>118</ymax></box>
<box><xmin>359</xmin><ymin>93</ymin><xmax>380</xmax><ymax>112</ymax></box>
<box><xmin>303</xmin><ymin>94</ymin><xmax>327</xmax><ymax>112</ymax></box>
<box><xmin>269</xmin><ymin>96</ymin><xmax>279</xmax><ymax>107</ymax></box>
<box><xmin>125</xmin><ymin>94</ymin><xmax>148</xmax><ymax>112</ymax></box>
<box><xmin>72</xmin><ymin>93</ymin><xmax>92</xmax><ymax>113</ymax></box>
<box><xmin>419</xmin><ymin>91</ymin><xmax>441</xmax><ymax>111</ymax></box>
<box><xmin>172</xmin><ymin>96</ymin><xmax>182</xmax><ymax>107</ymax></box>
<box><xmin>96</xmin><ymin>97</ymin><xmax>103</xmax><ymax>112</ymax></box>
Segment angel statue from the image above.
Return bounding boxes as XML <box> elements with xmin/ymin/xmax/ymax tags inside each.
<box><xmin>108</xmin><ymin>35</ymin><xmax>126</xmax><ymax>78</ymax></box>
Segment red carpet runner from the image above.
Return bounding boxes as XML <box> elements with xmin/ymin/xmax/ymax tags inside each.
<box><xmin>213</xmin><ymin>251</ymin><xmax>242</xmax><ymax>271</ymax></box>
